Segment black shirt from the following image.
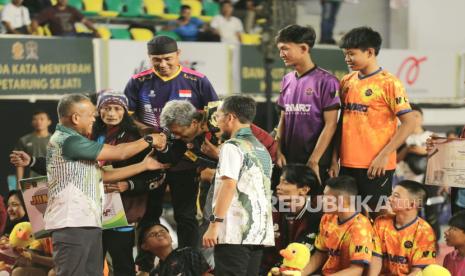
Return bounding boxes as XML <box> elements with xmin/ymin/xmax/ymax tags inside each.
<box><xmin>150</xmin><ymin>247</ymin><xmax>210</xmax><ymax>276</ymax></box>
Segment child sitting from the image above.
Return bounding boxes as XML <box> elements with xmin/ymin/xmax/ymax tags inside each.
<box><xmin>139</xmin><ymin>222</ymin><xmax>212</xmax><ymax>276</ymax></box>
<box><xmin>369</xmin><ymin>180</ymin><xmax>436</xmax><ymax>276</ymax></box>
<box><xmin>443</xmin><ymin>211</ymin><xmax>465</xmax><ymax>275</ymax></box>
<box><xmin>303</xmin><ymin>176</ymin><xmax>374</xmax><ymax>275</ymax></box>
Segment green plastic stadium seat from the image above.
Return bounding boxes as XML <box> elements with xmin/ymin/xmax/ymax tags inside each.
<box><xmin>202</xmin><ymin>1</ymin><xmax>219</xmax><ymax>16</ymax></box>
<box><xmin>105</xmin><ymin>0</ymin><xmax>124</xmax><ymax>12</ymax></box>
<box><xmin>67</xmin><ymin>0</ymin><xmax>83</xmax><ymax>10</ymax></box>
<box><xmin>181</xmin><ymin>0</ymin><xmax>201</xmax><ymax>16</ymax></box>
<box><xmin>121</xmin><ymin>0</ymin><xmax>143</xmax><ymax>17</ymax></box>
<box><xmin>164</xmin><ymin>0</ymin><xmax>180</xmax><ymax>14</ymax></box>
<box><xmin>110</xmin><ymin>28</ymin><xmax>132</xmax><ymax>40</ymax></box>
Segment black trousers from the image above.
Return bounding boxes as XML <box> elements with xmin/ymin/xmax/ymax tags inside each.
<box><xmin>340</xmin><ymin>167</ymin><xmax>394</xmax><ymax>217</ymax></box>
<box><xmin>102</xmin><ymin>229</ymin><xmax>136</xmax><ymax>276</ymax></box>
<box><xmin>214</xmin><ymin>244</ymin><xmax>264</xmax><ymax>276</ymax></box>
<box><xmin>167</xmin><ymin>169</ymin><xmax>200</xmax><ymax>248</ymax></box>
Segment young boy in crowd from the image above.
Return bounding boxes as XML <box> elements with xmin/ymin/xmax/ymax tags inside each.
<box><xmin>139</xmin><ymin>222</ymin><xmax>212</xmax><ymax>276</ymax></box>
<box><xmin>369</xmin><ymin>180</ymin><xmax>436</xmax><ymax>276</ymax></box>
<box><xmin>303</xmin><ymin>176</ymin><xmax>374</xmax><ymax>275</ymax></box>
<box><xmin>443</xmin><ymin>211</ymin><xmax>465</xmax><ymax>275</ymax></box>
<box><xmin>335</xmin><ymin>27</ymin><xmax>416</xmax><ymax>215</ymax></box>
<box><xmin>261</xmin><ymin>164</ymin><xmax>322</xmax><ymax>273</ymax></box>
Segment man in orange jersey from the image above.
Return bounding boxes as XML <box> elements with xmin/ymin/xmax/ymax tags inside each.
<box><xmin>303</xmin><ymin>176</ymin><xmax>374</xmax><ymax>275</ymax></box>
<box><xmin>368</xmin><ymin>180</ymin><xmax>436</xmax><ymax>275</ymax></box>
<box><xmin>332</xmin><ymin>27</ymin><xmax>416</xmax><ymax>216</ymax></box>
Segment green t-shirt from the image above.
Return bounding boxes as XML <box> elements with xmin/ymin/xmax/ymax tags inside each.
<box><xmin>62</xmin><ymin>134</ymin><xmax>103</xmax><ymax>161</ymax></box>
<box><xmin>15</xmin><ymin>133</ymin><xmax>50</xmax><ymax>177</ymax></box>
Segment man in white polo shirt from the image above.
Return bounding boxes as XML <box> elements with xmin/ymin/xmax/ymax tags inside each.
<box><xmin>210</xmin><ymin>0</ymin><xmax>244</xmax><ymax>44</ymax></box>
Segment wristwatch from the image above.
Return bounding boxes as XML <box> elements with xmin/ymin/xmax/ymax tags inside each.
<box><xmin>209</xmin><ymin>214</ymin><xmax>224</xmax><ymax>223</ymax></box>
<box><xmin>143</xmin><ymin>135</ymin><xmax>153</xmax><ymax>148</ymax></box>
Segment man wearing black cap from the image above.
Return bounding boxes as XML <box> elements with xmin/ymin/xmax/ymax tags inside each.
<box><xmin>124</xmin><ymin>36</ymin><xmax>218</xmax><ymax>258</ymax></box>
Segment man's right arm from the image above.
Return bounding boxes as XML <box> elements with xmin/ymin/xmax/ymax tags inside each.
<box><xmin>63</xmin><ymin>134</ymin><xmax>166</xmax><ymax>162</ymax></box>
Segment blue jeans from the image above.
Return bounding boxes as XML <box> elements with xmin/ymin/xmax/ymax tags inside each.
<box><xmin>320</xmin><ymin>1</ymin><xmax>342</xmax><ymax>42</ymax></box>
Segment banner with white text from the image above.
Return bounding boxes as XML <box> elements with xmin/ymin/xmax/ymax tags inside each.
<box><xmin>0</xmin><ymin>37</ymin><xmax>96</xmax><ymax>95</ymax></box>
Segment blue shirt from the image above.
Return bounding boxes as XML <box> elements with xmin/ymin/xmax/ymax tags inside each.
<box><xmin>171</xmin><ymin>17</ymin><xmax>203</xmax><ymax>41</ymax></box>
<box><xmin>124</xmin><ymin>66</ymin><xmax>218</xmax><ymax>128</ymax></box>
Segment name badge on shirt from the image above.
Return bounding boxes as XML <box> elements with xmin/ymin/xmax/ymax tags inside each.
<box><xmin>179</xmin><ymin>89</ymin><xmax>192</xmax><ymax>98</ymax></box>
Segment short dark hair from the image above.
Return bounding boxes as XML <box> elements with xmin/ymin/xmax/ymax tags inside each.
<box><xmin>275</xmin><ymin>24</ymin><xmax>316</xmax><ymax>50</ymax></box>
<box><xmin>409</xmin><ymin>103</ymin><xmax>423</xmax><ymax>115</ymax></box>
<box><xmin>57</xmin><ymin>94</ymin><xmax>90</xmax><ymax>119</ymax></box>
<box><xmin>449</xmin><ymin>211</ymin><xmax>465</xmax><ymax>232</ymax></box>
<box><xmin>220</xmin><ymin>0</ymin><xmax>232</xmax><ymax>8</ymax></box>
<box><xmin>340</xmin><ymin>26</ymin><xmax>382</xmax><ymax>56</ymax></box>
<box><xmin>180</xmin><ymin>4</ymin><xmax>191</xmax><ymax>11</ymax></box>
<box><xmin>325</xmin><ymin>176</ymin><xmax>358</xmax><ymax>196</ymax></box>
<box><xmin>396</xmin><ymin>180</ymin><xmax>427</xmax><ymax>206</ymax></box>
<box><xmin>32</xmin><ymin>110</ymin><xmax>50</xmax><ymax>119</ymax></box>
<box><xmin>220</xmin><ymin>95</ymin><xmax>256</xmax><ymax>124</ymax></box>
<box><xmin>138</xmin><ymin>222</ymin><xmax>170</xmax><ymax>248</ymax></box>
<box><xmin>7</xmin><ymin>190</ymin><xmax>26</xmax><ymax>210</ymax></box>
<box><xmin>282</xmin><ymin>164</ymin><xmax>319</xmax><ymax>194</ymax></box>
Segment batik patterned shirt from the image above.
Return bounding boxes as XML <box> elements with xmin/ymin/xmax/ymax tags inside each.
<box><xmin>213</xmin><ymin>127</ymin><xmax>274</xmax><ymax>245</ymax></box>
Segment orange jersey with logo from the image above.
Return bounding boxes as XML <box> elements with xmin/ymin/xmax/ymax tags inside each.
<box><xmin>340</xmin><ymin>69</ymin><xmax>411</xmax><ymax>170</ymax></box>
<box><xmin>315</xmin><ymin>213</ymin><xmax>373</xmax><ymax>274</ymax></box>
<box><xmin>373</xmin><ymin>215</ymin><xmax>436</xmax><ymax>275</ymax></box>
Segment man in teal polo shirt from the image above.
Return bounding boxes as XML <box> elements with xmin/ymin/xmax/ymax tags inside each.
<box><xmin>45</xmin><ymin>94</ymin><xmax>167</xmax><ymax>276</ymax></box>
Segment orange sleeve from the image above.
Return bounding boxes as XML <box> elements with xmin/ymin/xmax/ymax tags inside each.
<box><xmin>315</xmin><ymin>215</ymin><xmax>329</xmax><ymax>252</ymax></box>
<box><xmin>384</xmin><ymin>77</ymin><xmax>411</xmax><ymax>115</ymax></box>
<box><xmin>372</xmin><ymin>219</ymin><xmax>384</xmax><ymax>258</ymax></box>
<box><xmin>348</xmin><ymin>219</ymin><xmax>373</xmax><ymax>266</ymax></box>
<box><xmin>411</xmin><ymin>224</ymin><xmax>437</xmax><ymax>268</ymax></box>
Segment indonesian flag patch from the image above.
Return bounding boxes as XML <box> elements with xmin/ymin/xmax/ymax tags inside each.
<box><xmin>179</xmin><ymin>89</ymin><xmax>192</xmax><ymax>98</ymax></box>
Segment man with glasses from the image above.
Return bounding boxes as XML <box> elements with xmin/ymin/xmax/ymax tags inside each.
<box><xmin>202</xmin><ymin>96</ymin><xmax>274</xmax><ymax>275</ymax></box>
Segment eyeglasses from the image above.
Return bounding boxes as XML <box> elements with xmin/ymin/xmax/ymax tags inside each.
<box><xmin>145</xmin><ymin>228</ymin><xmax>168</xmax><ymax>239</ymax></box>
<box><xmin>213</xmin><ymin>112</ymin><xmax>228</xmax><ymax>121</ymax></box>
